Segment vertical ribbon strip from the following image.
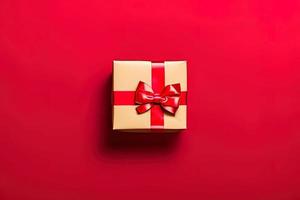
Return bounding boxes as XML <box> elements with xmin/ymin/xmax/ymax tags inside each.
<box><xmin>150</xmin><ymin>63</ymin><xmax>165</xmax><ymax>129</ymax></box>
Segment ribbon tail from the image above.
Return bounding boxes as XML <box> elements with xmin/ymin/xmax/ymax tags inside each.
<box><xmin>161</xmin><ymin>105</ymin><xmax>178</xmax><ymax>115</ymax></box>
<box><xmin>136</xmin><ymin>103</ymin><xmax>153</xmax><ymax>114</ymax></box>
<box><xmin>160</xmin><ymin>96</ymin><xmax>180</xmax><ymax>115</ymax></box>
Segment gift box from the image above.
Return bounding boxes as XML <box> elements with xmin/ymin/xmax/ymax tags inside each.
<box><xmin>112</xmin><ymin>61</ymin><xmax>187</xmax><ymax>132</ymax></box>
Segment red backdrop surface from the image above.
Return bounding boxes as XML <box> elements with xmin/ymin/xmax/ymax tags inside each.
<box><xmin>1</xmin><ymin>0</ymin><xmax>300</xmax><ymax>199</ymax></box>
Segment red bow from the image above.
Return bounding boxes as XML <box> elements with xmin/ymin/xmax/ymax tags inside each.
<box><xmin>135</xmin><ymin>81</ymin><xmax>181</xmax><ymax>115</ymax></box>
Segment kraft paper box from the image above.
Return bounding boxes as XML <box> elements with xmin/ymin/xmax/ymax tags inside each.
<box><xmin>112</xmin><ymin>61</ymin><xmax>187</xmax><ymax>131</ymax></box>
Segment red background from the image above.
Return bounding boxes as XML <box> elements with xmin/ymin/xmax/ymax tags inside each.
<box><xmin>1</xmin><ymin>0</ymin><xmax>300</xmax><ymax>199</ymax></box>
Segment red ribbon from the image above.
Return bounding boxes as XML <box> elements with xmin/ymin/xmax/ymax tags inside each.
<box><xmin>135</xmin><ymin>81</ymin><xmax>181</xmax><ymax>115</ymax></box>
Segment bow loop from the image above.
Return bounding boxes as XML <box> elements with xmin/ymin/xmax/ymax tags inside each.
<box><xmin>135</xmin><ymin>81</ymin><xmax>181</xmax><ymax>115</ymax></box>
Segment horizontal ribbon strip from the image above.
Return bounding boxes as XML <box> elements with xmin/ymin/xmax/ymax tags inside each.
<box><xmin>113</xmin><ymin>91</ymin><xmax>187</xmax><ymax>105</ymax></box>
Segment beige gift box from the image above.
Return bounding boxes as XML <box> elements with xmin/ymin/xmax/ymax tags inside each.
<box><xmin>112</xmin><ymin>61</ymin><xmax>187</xmax><ymax>132</ymax></box>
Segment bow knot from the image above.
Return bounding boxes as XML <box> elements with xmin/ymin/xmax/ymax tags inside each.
<box><xmin>135</xmin><ymin>81</ymin><xmax>181</xmax><ymax>115</ymax></box>
<box><xmin>153</xmin><ymin>94</ymin><xmax>166</xmax><ymax>103</ymax></box>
